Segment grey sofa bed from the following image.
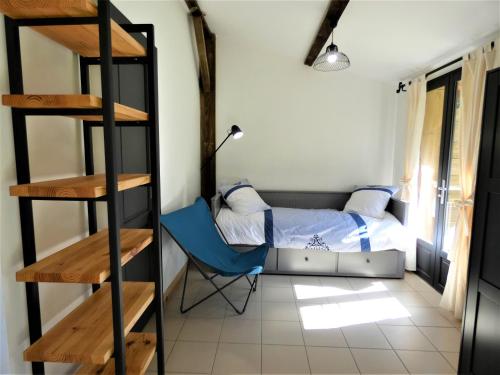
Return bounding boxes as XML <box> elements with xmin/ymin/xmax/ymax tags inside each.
<box><xmin>211</xmin><ymin>190</ymin><xmax>408</xmax><ymax>279</ymax></box>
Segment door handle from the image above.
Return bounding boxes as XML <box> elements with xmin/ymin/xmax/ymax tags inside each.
<box><xmin>437</xmin><ymin>179</ymin><xmax>448</xmax><ymax>205</ymax></box>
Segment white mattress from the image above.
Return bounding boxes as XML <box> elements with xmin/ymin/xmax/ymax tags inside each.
<box><xmin>216</xmin><ymin>206</ymin><xmax>409</xmax><ymax>253</ymax></box>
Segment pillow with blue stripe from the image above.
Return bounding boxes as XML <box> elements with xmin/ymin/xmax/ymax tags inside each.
<box><xmin>219</xmin><ymin>180</ymin><xmax>270</xmax><ymax>215</ymax></box>
<box><xmin>343</xmin><ymin>185</ymin><xmax>399</xmax><ymax>219</ymax></box>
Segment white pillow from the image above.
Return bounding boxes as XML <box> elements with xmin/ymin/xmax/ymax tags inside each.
<box><xmin>219</xmin><ymin>180</ymin><xmax>270</xmax><ymax>215</ymax></box>
<box><xmin>344</xmin><ymin>185</ymin><xmax>399</xmax><ymax>219</ymax></box>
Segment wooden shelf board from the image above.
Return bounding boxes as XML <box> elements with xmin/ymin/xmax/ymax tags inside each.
<box><xmin>2</xmin><ymin>94</ymin><xmax>148</xmax><ymax>122</ymax></box>
<box><xmin>75</xmin><ymin>332</ymin><xmax>156</xmax><ymax>375</ymax></box>
<box><xmin>24</xmin><ymin>282</ymin><xmax>155</xmax><ymax>364</ymax></box>
<box><xmin>16</xmin><ymin>229</ymin><xmax>153</xmax><ymax>283</ymax></box>
<box><xmin>0</xmin><ymin>1</ymin><xmax>146</xmax><ymax>57</ymax></box>
<box><xmin>9</xmin><ymin>173</ymin><xmax>151</xmax><ymax>198</ymax></box>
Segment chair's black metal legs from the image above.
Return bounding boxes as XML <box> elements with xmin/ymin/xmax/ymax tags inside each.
<box><xmin>180</xmin><ymin>262</ymin><xmax>259</xmax><ymax>315</ymax></box>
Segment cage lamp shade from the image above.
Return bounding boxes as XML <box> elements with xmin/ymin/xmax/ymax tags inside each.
<box><xmin>313</xmin><ymin>43</ymin><xmax>350</xmax><ymax>72</ymax></box>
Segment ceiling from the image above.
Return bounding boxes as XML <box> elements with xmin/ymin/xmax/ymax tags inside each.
<box><xmin>198</xmin><ymin>0</ymin><xmax>500</xmax><ymax>82</ymax></box>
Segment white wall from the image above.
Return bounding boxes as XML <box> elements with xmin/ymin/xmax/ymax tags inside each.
<box><xmin>216</xmin><ymin>37</ymin><xmax>397</xmax><ymax>191</ymax></box>
<box><xmin>0</xmin><ymin>0</ymin><xmax>200</xmax><ymax>372</ymax></box>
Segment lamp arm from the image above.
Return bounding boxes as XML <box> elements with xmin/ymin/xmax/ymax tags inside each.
<box><xmin>201</xmin><ymin>133</ymin><xmax>231</xmax><ymax>170</ymax></box>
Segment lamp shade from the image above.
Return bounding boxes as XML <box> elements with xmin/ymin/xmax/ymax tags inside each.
<box><xmin>313</xmin><ymin>43</ymin><xmax>350</xmax><ymax>72</ymax></box>
<box><xmin>230</xmin><ymin>125</ymin><xmax>244</xmax><ymax>139</ymax></box>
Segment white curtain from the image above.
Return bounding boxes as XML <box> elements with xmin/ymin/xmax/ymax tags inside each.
<box><xmin>441</xmin><ymin>42</ymin><xmax>498</xmax><ymax>319</ymax></box>
<box><xmin>400</xmin><ymin>75</ymin><xmax>426</xmax><ymax>271</ymax></box>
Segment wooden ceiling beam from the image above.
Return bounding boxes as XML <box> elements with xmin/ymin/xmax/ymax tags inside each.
<box><xmin>304</xmin><ymin>0</ymin><xmax>350</xmax><ymax>66</ymax></box>
<box><xmin>185</xmin><ymin>0</ymin><xmax>214</xmax><ymax>37</ymax></box>
<box><xmin>193</xmin><ymin>15</ymin><xmax>211</xmax><ymax>93</ymax></box>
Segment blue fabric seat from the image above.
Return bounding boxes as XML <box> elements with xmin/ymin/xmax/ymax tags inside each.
<box><xmin>160</xmin><ymin>197</ymin><xmax>269</xmax><ymax>314</ymax></box>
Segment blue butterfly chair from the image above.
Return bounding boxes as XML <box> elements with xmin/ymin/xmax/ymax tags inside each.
<box><xmin>160</xmin><ymin>197</ymin><xmax>269</xmax><ymax>315</ymax></box>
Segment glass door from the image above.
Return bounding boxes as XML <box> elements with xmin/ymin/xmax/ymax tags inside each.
<box><xmin>416</xmin><ymin>69</ymin><xmax>461</xmax><ymax>292</ymax></box>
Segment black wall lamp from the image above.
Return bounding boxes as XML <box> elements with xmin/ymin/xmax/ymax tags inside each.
<box><xmin>201</xmin><ymin>125</ymin><xmax>244</xmax><ymax>170</ymax></box>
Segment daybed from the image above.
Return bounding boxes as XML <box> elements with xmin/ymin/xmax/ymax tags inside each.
<box><xmin>212</xmin><ymin>190</ymin><xmax>409</xmax><ymax>278</ymax></box>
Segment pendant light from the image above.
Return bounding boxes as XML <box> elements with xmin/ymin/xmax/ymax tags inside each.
<box><xmin>313</xmin><ymin>32</ymin><xmax>350</xmax><ymax>72</ymax></box>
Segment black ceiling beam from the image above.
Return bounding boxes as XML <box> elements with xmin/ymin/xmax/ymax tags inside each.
<box><xmin>304</xmin><ymin>0</ymin><xmax>350</xmax><ymax>66</ymax></box>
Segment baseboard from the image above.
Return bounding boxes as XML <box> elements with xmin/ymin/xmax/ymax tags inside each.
<box><xmin>163</xmin><ymin>262</ymin><xmax>187</xmax><ymax>301</ymax></box>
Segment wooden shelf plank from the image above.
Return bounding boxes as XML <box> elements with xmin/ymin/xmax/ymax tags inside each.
<box><xmin>16</xmin><ymin>229</ymin><xmax>153</xmax><ymax>283</ymax></box>
<box><xmin>75</xmin><ymin>332</ymin><xmax>156</xmax><ymax>375</ymax></box>
<box><xmin>24</xmin><ymin>282</ymin><xmax>155</xmax><ymax>364</ymax></box>
<box><xmin>9</xmin><ymin>173</ymin><xmax>151</xmax><ymax>198</ymax></box>
<box><xmin>2</xmin><ymin>94</ymin><xmax>148</xmax><ymax>121</ymax></box>
<box><xmin>0</xmin><ymin>1</ymin><xmax>146</xmax><ymax>57</ymax></box>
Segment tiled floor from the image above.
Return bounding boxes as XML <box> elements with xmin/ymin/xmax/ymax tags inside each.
<box><xmin>145</xmin><ymin>271</ymin><xmax>461</xmax><ymax>374</ymax></box>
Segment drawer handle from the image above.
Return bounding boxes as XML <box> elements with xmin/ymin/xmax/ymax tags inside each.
<box><xmin>366</xmin><ymin>258</ymin><xmax>370</xmax><ymax>263</ymax></box>
<box><xmin>305</xmin><ymin>257</ymin><xmax>309</xmax><ymax>262</ymax></box>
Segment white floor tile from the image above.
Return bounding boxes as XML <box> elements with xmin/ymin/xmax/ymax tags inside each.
<box><xmin>177</xmin><ymin>318</ymin><xmax>223</xmax><ymax>342</ymax></box>
<box><xmin>262</xmin><ymin>286</ymin><xmax>295</xmax><ymax>302</ymax></box>
<box><xmin>262</xmin><ymin>320</ymin><xmax>304</xmax><ymax>345</ymax></box>
<box><xmin>225</xmin><ymin>300</ymin><xmax>262</xmax><ymax>320</ymax></box>
<box><xmin>291</xmin><ymin>276</ymin><xmax>322</xmax><ymax>286</ymax></box>
<box><xmin>186</xmin><ymin>297</ymin><xmax>228</xmax><ymax>319</ymax></box>
<box><xmin>441</xmin><ymin>351</ymin><xmax>459</xmax><ymax>371</ymax></box>
<box><xmin>164</xmin><ymin>298</ymin><xmax>187</xmax><ymax>318</ymax></box>
<box><xmin>262</xmin><ymin>345</ymin><xmax>310</xmax><ymax>374</ymax></box>
<box><xmin>418</xmin><ymin>290</ymin><xmax>442</xmax><ymax>307</ymax></box>
<box><xmin>390</xmin><ymin>291</ymin><xmax>431</xmax><ymax>307</ymax></box>
<box><xmin>302</xmin><ymin>327</ymin><xmax>347</xmax><ymax>347</ymax></box>
<box><xmin>396</xmin><ymin>350</ymin><xmax>455</xmax><ymax>374</ymax></box>
<box><xmin>161</xmin><ymin>273</ymin><xmax>455</xmax><ymax>375</ymax></box>
<box><xmin>351</xmin><ymin>348</ymin><xmax>408</xmax><ymax>374</ymax></box>
<box><xmin>404</xmin><ymin>274</ymin><xmax>435</xmax><ymax>292</ymax></box>
<box><xmin>376</xmin><ymin>316</ymin><xmax>415</xmax><ymax>326</ymax></box>
<box><xmin>342</xmin><ymin>323</ymin><xmax>391</xmax><ymax>349</ymax></box>
<box><xmin>348</xmin><ymin>278</ymin><xmax>385</xmax><ymax>291</ymax></box>
<box><xmin>379</xmin><ymin>325</ymin><xmax>435</xmax><ymax>351</ymax></box>
<box><xmin>381</xmin><ymin>279</ymin><xmax>415</xmax><ymax>292</ymax></box>
<box><xmin>307</xmin><ymin>346</ymin><xmax>359</xmax><ymax>374</ymax></box>
<box><xmin>407</xmin><ymin>307</ymin><xmax>455</xmax><ymax>327</ymax></box>
<box><xmin>166</xmin><ymin>341</ymin><xmax>217</xmax><ymax>373</ymax></box>
<box><xmin>164</xmin><ymin>318</ymin><xmax>185</xmax><ymax>341</ymax></box>
<box><xmin>419</xmin><ymin>326</ymin><xmax>461</xmax><ymax>352</ymax></box>
<box><xmin>262</xmin><ymin>302</ymin><xmax>299</xmax><ymax>321</ymax></box>
<box><xmin>231</xmin><ymin>275</ymin><xmax>262</xmax><ymax>289</ymax></box>
<box><xmin>212</xmin><ymin>343</ymin><xmax>261</xmax><ymax>375</ymax></box>
<box><xmin>319</xmin><ymin>276</ymin><xmax>353</xmax><ymax>289</ymax></box>
<box><xmin>230</xmin><ymin>285</ymin><xmax>262</xmax><ymax>301</ymax></box>
<box><xmin>147</xmin><ymin>341</ymin><xmax>175</xmax><ymax>372</ymax></box>
<box><xmin>261</xmin><ymin>275</ymin><xmax>291</xmax><ymax>288</ymax></box>
<box><xmin>220</xmin><ymin>318</ymin><xmax>261</xmax><ymax>344</ymax></box>
<box><xmin>294</xmin><ymin>285</ymin><xmax>343</xmax><ymax>303</ymax></box>
<box><xmin>438</xmin><ymin>308</ymin><xmax>463</xmax><ymax>329</ymax></box>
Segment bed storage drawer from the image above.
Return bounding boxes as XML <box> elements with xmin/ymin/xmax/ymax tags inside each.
<box><xmin>337</xmin><ymin>250</ymin><xmax>405</xmax><ymax>278</ymax></box>
<box><xmin>278</xmin><ymin>249</ymin><xmax>336</xmax><ymax>274</ymax></box>
<box><xmin>264</xmin><ymin>248</ymin><xmax>278</xmax><ymax>272</ymax></box>
<box><xmin>231</xmin><ymin>245</ymin><xmax>277</xmax><ymax>272</ymax></box>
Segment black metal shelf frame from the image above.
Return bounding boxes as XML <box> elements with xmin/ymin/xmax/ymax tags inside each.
<box><xmin>3</xmin><ymin>1</ymin><xmax>165</xmax><ymax>374</ymax></box>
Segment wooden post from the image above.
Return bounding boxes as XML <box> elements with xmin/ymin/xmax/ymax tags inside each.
<box><xmin>201</xmin><ymin>30</ymin><xmax>216</xmax><ymax>202</ymax></box>
<box><xmin>187</xmin><ymin>0</ymin><xmax>216</xmax><ymax>202</ymax></box>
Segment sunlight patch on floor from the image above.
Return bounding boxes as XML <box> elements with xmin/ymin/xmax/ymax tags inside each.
<box><xmin>294</xmin><ymin>281</ymin><xmax>388</xmax><ymax>300</ymax></box>
<box><xmin>300</xmin><ymin>296</ymin><xmax>410</xmax><ymax>329</ymax></box>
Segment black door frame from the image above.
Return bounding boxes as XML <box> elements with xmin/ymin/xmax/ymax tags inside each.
<box><xmin>416</xmin><ymin>68</ymin><xmax>461</xmax><ymax>292</ymax></box>
<box><xmin>460</xmin><ymin>67</ymin><xmax>500</xmax><ymax>374</ymax></box>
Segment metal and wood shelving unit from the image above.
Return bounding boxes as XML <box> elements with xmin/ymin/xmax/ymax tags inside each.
<box><xmin>1</xmin><ymin>1</ymin><xmax>165</xmax><ymax>374</ymax></box>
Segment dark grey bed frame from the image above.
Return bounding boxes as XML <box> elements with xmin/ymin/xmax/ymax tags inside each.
<box><xmin>211</xmin><ymin>191</ymin><xmax>408</xmax><ymax>279</ymax></box>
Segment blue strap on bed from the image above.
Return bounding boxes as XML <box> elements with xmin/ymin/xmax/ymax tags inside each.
<box><xmin>160</xmin><ymin>197</ymin><xmax>269</xmax><ymax>277</ymax></box>
<box><xmin>347</xmin><ymin>212</ymin><xmax>372</xmax><ymax>252</ymax></box>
